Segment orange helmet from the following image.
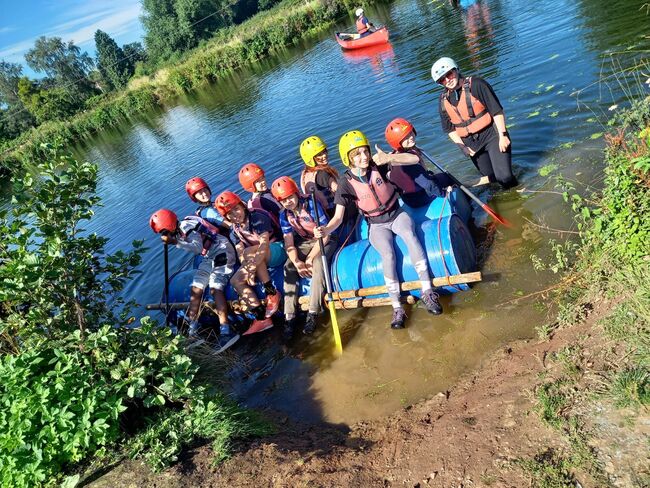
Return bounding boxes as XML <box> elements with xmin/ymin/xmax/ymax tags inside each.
<box><xmin>271</xmin><ymin>176</ymin><xmax>300</xmax><ymax>201</ymax></box>
<box><xmin>214</xmin><ymin>190</ymin><xmax>243</xmax><ymax>217</ymax></box>
<box><xmin>150</xmin><ymin>209</ymin><xmax>178</xmax><ymax>234</ymax></box>
<box><xmin>185</xmin><ymin>177</ymin><xmax>210</xmax><ymax>202</ymax></box>
<box><xmin>385</xmin><ymin>118</ymin><xmax>416</xmax><ymax>150</ymax></box>
<box><xmin>238</xmin><ymin>163</ymin><xmax>265</xmax><ymax>192</ymax></box>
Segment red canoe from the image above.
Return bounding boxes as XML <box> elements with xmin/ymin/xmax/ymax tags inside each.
<box><xmin>335</xmin><ymin>26</ymin><xmax>390</xmax><ymax>50</ymax></box>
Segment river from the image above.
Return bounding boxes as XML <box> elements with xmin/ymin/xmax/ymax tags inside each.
<box><xmin>68</xmin><ymin>0</ymin><xmax>648</xmax><ymax>424</ymax></box>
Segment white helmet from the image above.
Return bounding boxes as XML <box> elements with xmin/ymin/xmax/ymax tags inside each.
<box><xmin>431</xmin><ymin>57</ymin><xmax>459</xmax><ymax>82</ymax></box>
<box><xmin>355</xmin><ymin>7</ymin><xmax>364</xmax><ymax>17</ymax></box>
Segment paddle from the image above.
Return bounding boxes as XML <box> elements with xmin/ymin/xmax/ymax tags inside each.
<box><xmin>418</xmin><ymin>148</ymin><xmax>512</xmax><ymax>227</ymax></box>
<box><xmin>311</xmin><ymin>188</ymin><xmax>343</xmax><ymax>355</ymax></box>
<box><xmin>164</xmin><ymin>243</ymin><xmax>170</xmax><ymax>328</ymax></box>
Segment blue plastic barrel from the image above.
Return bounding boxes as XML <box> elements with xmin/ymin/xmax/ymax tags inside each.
<box><xmin>331</xmin><ymin>213</ymin><xmax>475</xmax><ymax>296</ymax></box>
<box><xmin>358</xmin><ymin>189</ymin><xmax>471</xmax><ymax>239</ymax></box>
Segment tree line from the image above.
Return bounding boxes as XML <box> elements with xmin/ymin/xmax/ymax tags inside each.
<box><xmin>0</xmin><ymin>0</ymin><xmax>282</xmax><ymax>144</ymax></box>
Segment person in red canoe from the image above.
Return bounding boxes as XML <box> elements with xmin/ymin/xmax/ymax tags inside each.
<box><xmin>355</xmin><ymin>8</ymin><xmax>376</xmax><ymax>37</ymax></box>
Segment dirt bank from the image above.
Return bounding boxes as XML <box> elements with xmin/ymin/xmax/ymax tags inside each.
<box><xmin>88</xmin><ymin>301</ymin><xmax>648</xmax><ymax>488</ymax></box>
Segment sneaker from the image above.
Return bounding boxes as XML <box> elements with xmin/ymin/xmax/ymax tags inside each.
<box><xmin>390</xmin><ymin>307</ymin><xmax>407</xmax><ymax>329</ymax></box>
<box><xmin>214</xmin><ymin>332</ymin><xmax>240</xmax><ymax>354</ymax></box>
<box><xmin>421</xmin><ymin>289</ymin><xmax>443</xmax><ymax>315</ymax></box>
<box><xmin>283</xmin><ymin>317</ymin><xmax>298</xmax><ymax>341</ymax></box>
<box><xmin>265</xmin><ymin>291</ymin><xmax>282</xmax><ymax>318</ymax></box>
<box><xmin>243</xmin><ymin>317</ymin><xmax>274</xmax><ymax>335</ymax></box>
<box><xmin>303</xmin><ymin>313</ymin><xmax>318</xmax><ymax>335</ymax></box>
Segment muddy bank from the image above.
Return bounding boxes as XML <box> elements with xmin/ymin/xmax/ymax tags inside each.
<box><xmin>87</xmin><ymin>298</ymin><xmax>647</xmax><ymax>488</ymax></box>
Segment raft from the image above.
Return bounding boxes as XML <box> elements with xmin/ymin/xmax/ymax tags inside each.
<box><xmin>160</xmin><ymin>189</ymin><xmax>476</xmax><ymax>323</ymax></box>
<box><xmin>335</xmin><ymin>27</ymin><xmax>390</xmax><ymax>50</ymax></box>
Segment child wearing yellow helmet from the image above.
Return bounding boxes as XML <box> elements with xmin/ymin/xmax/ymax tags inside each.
<box><xmin>314</xmin><ymin>130</ymin><xmax>443</xmax><ymax>330</ymax></box>
<box><xmin>299</xmin><ymin>136</ymin><xmax>339</xmax><ymax>216</ymax></box>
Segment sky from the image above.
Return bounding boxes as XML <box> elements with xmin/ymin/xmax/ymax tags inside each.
<box><xmin>0</xmin><ymin>0</ymin><xmax>144</xmax><ymax>75</ymax></box>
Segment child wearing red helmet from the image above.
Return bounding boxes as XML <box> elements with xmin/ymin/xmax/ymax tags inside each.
<box><xmin>271</xmin><ymin>176</ymin><xmax>336</xmax><ymax>339</ymax></box>
<box><xmin>375</xmin><ymin>118</ymin><xmax>454</xmax><ymax>208</ymax></box>
<box><xmin>238</xmin><ymin>163</ymin><xmax>282</xmax><ymax>224</ymax></box>
<box><xmin>184</xmin><ymin>177</ymin><xmax>229</xmax><ymax>233</ymax></box>
<box><xmin>215</xmin><ymin>191</ymin><xmax>285</xmax><ymax>329</ymax></box>
<box><xmin>149</xmin><ymin>208</ymin><xmax>239</xmax><ymax>353</ymax></box>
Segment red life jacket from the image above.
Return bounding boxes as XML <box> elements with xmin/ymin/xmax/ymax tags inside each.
<box><xmin>356</xmin><ymin>17</ymin><xmax>369</xmax><ymax>35</ymax></box>
<box><xmin>247</xmin><ymin>193</ymin><xmax>281</xmax><ymax>228</ymax></box>
<box><xmin>285</xmin><ymin>200</ymin><xmax>318</xmax><ymax>240</ymax></box>
<box><xmin>442</xmin><ymin>77</ymin><xmax>493</xmax><ymax>138</ymax></box>
<box><xmin>345</xmin><ymin>167</ymin><xmax>398</xmax><ymax>218</ymax></box>
<box><xmin>181</xmin><ymin>215</ymin><xmax>221</xmax><ymax>256</ymax></box>
<box><xmin>232</xmin><ymin>209</ymin><xmax>279</xmax><ymax>247</ymax></box>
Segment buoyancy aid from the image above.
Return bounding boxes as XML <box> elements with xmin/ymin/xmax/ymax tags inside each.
<box><xmin>300</xmin><ymin>170</ymin><xmax>335</xmax><ymax>212</ymax></box>
<box><xmin>232</xmin><ymin>208</ymin><xmax>279</xmax><ymax>247</ymax></box>
<box><xmin>356</xmin><ymin>17</ymin><xmax>369</xmax><ymax>35</ymax></box>
<box><xmin>285</xmin><ymin>200</ymin><xmax>318</xmax><ymax>240</ymax></box>
<box><xmin>195</xmin><ymin>204</ymin><xmax>229</xmax><ymax>234</ymax></box>
<box><xmin>247</xmin><ymin>192</ymin><xmax>281</xmax><ymax>228</ymax></box>
<box><xmin>181</xmin><ymin>215</ymin><xmax>222</xmax><ymax>256</ymax></box>
<box><xmin>345</xmin><ymin>167</ymin><xmax>399</xmax><ymax>218</ymax></box>
<box><xmin>442</xmin><ymin>77</ymin><xmax>493</xmax><ymax>138</ymax></box>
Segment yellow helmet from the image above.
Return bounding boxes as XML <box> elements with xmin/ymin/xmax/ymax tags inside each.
<box><xmin>300</xmin><ymin>136</ymin><xmax>327</xmax><ymax>167</ymax></box>
<box><xmin>339</xmin><ymin>130</ymin><xmax>370</xmax><ymax>167</ymax></box>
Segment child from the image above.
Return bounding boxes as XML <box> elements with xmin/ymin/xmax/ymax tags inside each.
<box><xmin>214</xmin><ymin>191</ymin><xmax>285</xmax><ymax>328</ymax></box>
<box><xmin>299</xmin><ymin>136</ymin><xmax>339</xmax><ymax>216</ymax></box>
<box><xmin>185</xmin><ymin>177</ymin><xmax>229</xmax><ymax>232</ymax></box>
<box><xmin>238</xmin><ymin>163</ymin><xmax>282</xmax><ymax>223</ymax></box>
<box><xmin>149</xmin><ymin>208</ymin><xmax>239</xmax><ymax>352</ymax></box>
<box><xmin>376</xmin><ymin>118</ymin><xmax>454</xmax><ymax>208</ymax></box>
<box><xmin>271</xmin><ymin>176</ymin><xmax>337</xmax><ymax>338</ymax></box>
<box><xmin>314</xmin><ymin>130</ymin><xmax>443</xmax><ymax>330</ymax></box>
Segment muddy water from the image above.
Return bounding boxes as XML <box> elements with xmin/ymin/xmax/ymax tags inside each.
<box><xmin>67</xmin><ymin>0</ymin><xmax>649</xmax><ymax>424</ymax></box>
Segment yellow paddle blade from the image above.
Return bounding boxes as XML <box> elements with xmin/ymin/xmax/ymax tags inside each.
<box><xmin>328</xmin><ymin>301</ymin><xmax>343</xmax><ymax>355</ymax></box>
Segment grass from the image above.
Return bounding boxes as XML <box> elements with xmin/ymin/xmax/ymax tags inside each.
<box><xmin>517</xmin><ymin>448</ymin><xmax>577</xmax><ymax>488</ymax></box>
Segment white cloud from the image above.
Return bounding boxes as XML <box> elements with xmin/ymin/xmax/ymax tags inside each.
<box><xmin>0</xmin><ymin>1</ymin><xmax>142</xmax><ymax>64</ymax></box>
<box><xmin>0</xmin><ymin>26</ymin><xmax>17</xmax><ymax>35</ymax></box>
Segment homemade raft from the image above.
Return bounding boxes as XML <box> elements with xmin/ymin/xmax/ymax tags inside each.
<box><xmin>147</xmin><ymin>189</ymin><xmax>480</xmax><ymax>322</ymax></box>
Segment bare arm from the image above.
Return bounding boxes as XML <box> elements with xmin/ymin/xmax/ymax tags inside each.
<box><xmin>314</xmin><ymin>204</ymin><xmax>345</xmax><ymax>237</ymax></box>
<box><xmin>373</xmin><ymin>144</ymin><xmax>420</xmax><ymax>166</ymax></box>
<box><xmin>493</xmin><ymin>112</ymin><xmax>511</xmax><ymax>152</ymax></box>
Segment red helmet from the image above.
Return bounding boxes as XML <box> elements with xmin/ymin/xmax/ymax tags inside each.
<box><xmin>385</xmin><ymin>118</ymin><xmax>416</xmax><ymax>150</ymax></box>
<box><xmin>238</xmin><ymin>163</ymin><xmax>265</xmax><ymax>192</ymax></box>
<box><xmin>271</xmin><ymin>176</ymin><xmax>300</xmax><ymax>201</ymax></box>
<box><xmin>214</xmin><ymin>190</ymin><xmax>243</xmax><ymax>217</ymax></box>
<box><xmin>150</xmin><ymin>209</ymin><xmax>178</xmax><ymax>234</ymax></box>
<box><xmin>185</xmin><ymin>177</ymin><xmax>210</xmax><ymax>202</ymax></box>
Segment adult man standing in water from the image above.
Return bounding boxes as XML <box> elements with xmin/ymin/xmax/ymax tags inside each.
<box><xmin>432</xmin><ymin>57</ymin><xmax>518</xmax><ymax>189</ymax></box>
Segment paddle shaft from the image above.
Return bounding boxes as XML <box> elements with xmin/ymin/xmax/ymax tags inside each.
<box><xmin>164</xmin><ymin>244</ymin><xmax>170</xmax><ymax>327</ymax></box>
<box><xmin>418</xmin><ymin>148</ymin><xmax>511</xmax><ymax>227</ymax></box>
<box><xmin>310</xmin><ymin>189</ymin><xmax>343</xmax><ymax>355</ymax></box>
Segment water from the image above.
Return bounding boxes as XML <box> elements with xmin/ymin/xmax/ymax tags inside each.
<box><xmin>63</xmin><ymin>0</ymin><xmax>648</xmax><ymax>424</ymax></box>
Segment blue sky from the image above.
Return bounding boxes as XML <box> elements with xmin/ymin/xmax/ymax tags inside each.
<box><xmin>0</xmin><ymin>0</ymin><xmax>144</xmax><ymax>73</ymax></box>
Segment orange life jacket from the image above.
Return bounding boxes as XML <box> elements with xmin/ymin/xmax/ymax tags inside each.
<box><xmin>345</xmin><ymin>167</ymin><xmax>398</xmax><ymax>218</ymax></box>
<box><xmin>356</xmin><ymin>17</ymin><xmax>369</xmax><ymax>35</ymax></box>
<box><xmin>442</xmin><ymin>77</ymin><xmax>492</xmax><ymax>138</ymax></box>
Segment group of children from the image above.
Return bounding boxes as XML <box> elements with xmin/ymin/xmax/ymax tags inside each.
<box><xmin>149</xmin><ymin>118</ymin><xmax>453</xmax><ymax>353</ymax></box>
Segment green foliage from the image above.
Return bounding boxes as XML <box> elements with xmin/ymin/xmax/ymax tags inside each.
<box><xmin>17</xmin><ymin>77</ymin><xmax>82</xmax><ymax>124</ymax></box>
<box><xmin>610</xmin><ymin>368</ymin><xmax>650</xmax><ymax>408</ymax></box>
<box><xmin>536</xmin><ymin>379</ymin><xmax>572</xmax><ymax>429</ymax></box>
<box><xmin>517</xmin><ymin>449</ymin><xmax>577</xmax><ymax>488</ymax></box>
<box><xmin>95</xmin><ymin>30</ymin><xmax>132</xmax><ymax>90</ymax></box>
<box><xmin>24</xmin><ymin>36</ymin><xmax>95</xmax><ymax>96</ymax></box>
<box><xmin>0</xmin><ymin>146</ymin><xmax>268</xmax><ymax>485</ymax></box>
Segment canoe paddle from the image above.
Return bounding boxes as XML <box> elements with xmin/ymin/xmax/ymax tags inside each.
<box><xmin>418</xmin><ymin>148</ymin><xmax>512</xmax><ymax>227</ymax></box>
<box><xmin>311</xmin><ymin>188</ymin><xmax>343</xmax><ymax>355</ymax></box>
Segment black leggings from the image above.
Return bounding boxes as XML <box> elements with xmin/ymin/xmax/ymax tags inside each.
<box><xmin>471</xmin><ymin>136</ymin><xmax>517</xmax><ymax>189</ymax></box>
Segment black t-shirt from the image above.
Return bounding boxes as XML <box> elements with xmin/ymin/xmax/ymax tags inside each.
<box><xmin>334</xmin><ymin>162</ymin><xmax>402</xmax><ymax>225</ymax></box>
<box><xmin>439</xmin><ymin>76</ymin><xmax>503</xmax><ymax>151</ymax></box>
<box><xmin>315</xmin><ymin>170</ymin><xmax>335</xmax><ymax>190</ymax></box>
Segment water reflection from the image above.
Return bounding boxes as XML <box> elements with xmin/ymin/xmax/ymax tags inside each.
<box><xmin>341</xmin><ymin>42</ymin><xmax>397</xmax><ymax>77</ymax></box>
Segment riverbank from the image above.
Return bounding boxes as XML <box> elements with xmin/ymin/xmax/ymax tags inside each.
<box><xmin>86</xmin><ymin>97</ymin><xmax>650</xmax><ymax>487</ymax></box>
<box><xmin>0</xmin><ymin>0</ymin><xmax>378</xmax><ymax>175</ymax></box>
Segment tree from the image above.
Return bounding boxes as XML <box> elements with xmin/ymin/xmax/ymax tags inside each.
<box><xmin>142</xmin><ymin>0</ymin><xmax>237</xmax><ymax>65</ymax></box>
<box><xmin>122</xmin><ymin>42</ymin><xmax>147</xmax><ymax>72</ymax></box>
<box><xmin>24</xmin><ymin>36</ymin><xmax>95</xmax><ymax>95</ymax></box>
<box><xmin>0</xmin><ymin>61</ymin><xmax>35</xmax><ymax>139</ymax></box>
<box><xmin>94</xmin><ymin>30</ymin><xmax>131</xmax><ymax>90</ymax></box>
<box><xmin>17</xmin><ymin>77</ymin><xmax>80</xmax><ymax>125</ymax></box>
